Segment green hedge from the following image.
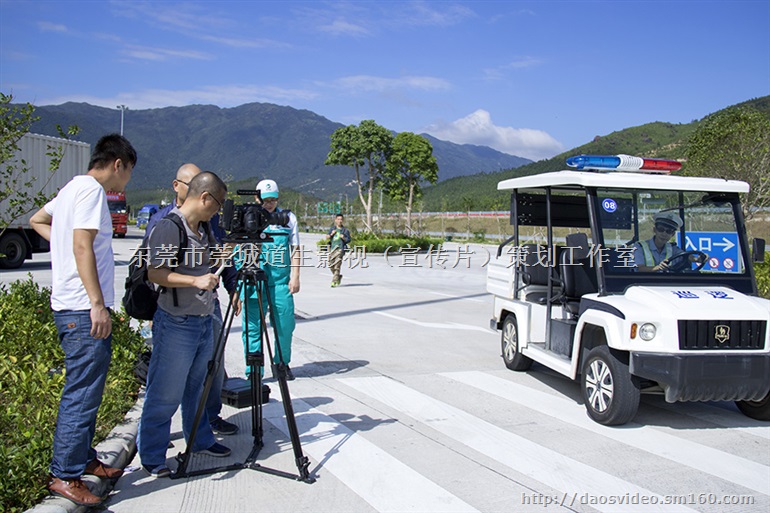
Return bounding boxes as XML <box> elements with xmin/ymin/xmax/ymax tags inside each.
<box><xmin>0</xmin><ymin>278</ymin><xmax>144</xmax><ymax>513</ymax></box>
<box><xmin>317</xmin><ymin>232</ymin><xmax>444</xmax><ymax>254</ymax></box>
<box><xmin>756</xmin><ymin>252</ymin><xmax>770</xmax><ymax>299</ymax></box>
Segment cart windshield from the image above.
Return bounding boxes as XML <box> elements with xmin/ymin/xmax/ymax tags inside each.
<box><xmin>594</xmin><ymin>188</ymin><xmax>750</xmax><ymax>280</ymax></box>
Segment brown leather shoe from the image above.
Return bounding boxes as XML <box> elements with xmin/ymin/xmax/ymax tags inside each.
<box><xmin>85</xmin><ymin>458</ymin><xmax>124</xmax><ymax>479</ymax></box>
<box><xmin>47</xmin><ymin>476</ymin><xmax>103</xmax><ymax>506</ymax></box>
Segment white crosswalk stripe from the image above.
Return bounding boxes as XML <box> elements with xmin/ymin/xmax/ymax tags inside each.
<box><xmin>442</xmin><ymin>371</ymin><xmax>770</xmax><ymax>496</ymax></box>
<box><xmin>245</xmin><ymin>364</ymin><xmax>770</xmax><ymax>513</ymax></box>
<box><xmin>338</xmin><ymin>376</ymin><xmax>700</xmax><ymax>513</ymax></box>
<box><xmin>264</xmin><ymin>389</ymin><xmax>479</xmax><ymax>513</ymax></box>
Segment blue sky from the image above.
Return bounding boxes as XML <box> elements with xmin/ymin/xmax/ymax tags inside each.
<box><xmin>1</xmin><ymin>1</ymin><xmax>768</xmax><ymax>161</ymax></box>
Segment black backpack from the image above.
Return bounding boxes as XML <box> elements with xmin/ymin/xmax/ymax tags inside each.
<box><xmin>122</xmin><ymin>213</ymin><xmax>188</xmax><ymax>320</ymax></box>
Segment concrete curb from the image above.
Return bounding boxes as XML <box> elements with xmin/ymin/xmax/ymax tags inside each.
<box><xmin>25</xmin><ymin>392</ymin><xmax>145</xmax><ymax>513</ymax></box>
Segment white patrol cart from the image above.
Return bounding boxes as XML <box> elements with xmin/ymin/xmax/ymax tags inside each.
<box><xmin>487</xmin><ymin>154</ymin><xmax>770</xmax><ymax>425</ymax></box>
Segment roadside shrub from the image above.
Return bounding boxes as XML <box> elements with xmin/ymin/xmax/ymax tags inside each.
<box><xmin>755</xmin><ymin>252</ymin><xmax>770</xmax><ymax>299</ymax></box>
<box><xmin>0</xmin><ymin>277</ymin><xmax>143</xmax><ymax>513</ymax></box>
<box><xmin>317</xmin><ymin>232</ymin><xmax>443</xmax><ymax>254</ymax></box>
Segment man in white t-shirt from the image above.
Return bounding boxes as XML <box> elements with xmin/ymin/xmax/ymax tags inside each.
<box><xmin>30</xmin><ymin>134</ymin><xmax>136</xmax><ymax>506</ymax></box>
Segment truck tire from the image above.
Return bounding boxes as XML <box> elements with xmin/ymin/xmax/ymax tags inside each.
<box><xmin>0</xmin><ymin>231</ymin><xmax>27</xmax><ymax>269</ymax></box>
<box><xmin>581</xmin><ymin>346</ymin><xmax>639</xmax><ymax>425</ymax></box>
<box><xmin>736</xmin><ymin>392</ymin><xmax>770</xmax><ymax>421</ymax></box>
<box><xmin>501</xmin><ymin>314</ymin><xmax>532</xmax><ymax>371</ymax></box>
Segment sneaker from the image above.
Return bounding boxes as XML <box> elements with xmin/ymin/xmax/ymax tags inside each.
<box><xmin>143</xmin><ymin>464</ymin><xmax>171</xmax><ymax>478</ymax></box>
<box><xmin>197</xmin><ymin>442</ymin><xmax>231</xmax><ymax>458</ymax></box>
<box><xmin>330</xmin><ymin>281</ymin><xmax>337</xmax><ymax>287</ymax></box>
<box><xmin>210</xmin><ymin>416</ymin><xmax>239</xmax><ymax>435</ymax></box>
<box><xmin>286</xmin><ymin>366</ymin><xmax>295</xmax><ymax>381</ymax></box>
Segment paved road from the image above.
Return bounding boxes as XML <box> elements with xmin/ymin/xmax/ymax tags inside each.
<box><xmin>4</xmin><ymin>226</ymin><xmax>769</xmax><ymax>513</ymax></box>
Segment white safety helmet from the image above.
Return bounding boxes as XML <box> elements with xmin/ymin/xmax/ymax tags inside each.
<box><xmin>256</xmin><ymin>179</ymin><xmax>279</xmax><ymax>199</ymax></box>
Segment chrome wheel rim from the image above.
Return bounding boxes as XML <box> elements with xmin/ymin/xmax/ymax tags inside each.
<box><xmin>503</xmin><ymin>321</ymin><xmax>517</xmax><ymax>361</ymax></box>
<box><xmin>585</xmin><ymin>359</ymin><xmax>613</xmax><ymax>413</ymax></box>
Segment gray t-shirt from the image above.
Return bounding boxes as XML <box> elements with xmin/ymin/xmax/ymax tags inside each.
<box><xmin>148</xmin><ymin>208</ymin><xmax>215</xmax><ymax>316</ymax></box>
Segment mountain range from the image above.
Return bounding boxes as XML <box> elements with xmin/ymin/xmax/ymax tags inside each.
<box><xmin>25</xmin><ymin>102</ymin><xmax>531</xmax><ymax>198</ymax></box>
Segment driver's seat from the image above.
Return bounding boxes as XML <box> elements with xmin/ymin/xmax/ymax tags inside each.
<box><xmin>560</xmin><ymin>233</ymin><xmax>598</xmax><ymax>316</ymax></box>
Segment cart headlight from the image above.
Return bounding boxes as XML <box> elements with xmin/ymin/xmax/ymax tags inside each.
<box><xmin>639</xmin><ymin>323</ymin><xmax>657</xmax><ymax>341</ymax></box>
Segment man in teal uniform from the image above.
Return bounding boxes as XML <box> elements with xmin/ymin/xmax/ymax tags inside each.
<box><xmin>238</xmin><ymin>179</ymin><xmax>301</xmax><ymax>380</ymax></box>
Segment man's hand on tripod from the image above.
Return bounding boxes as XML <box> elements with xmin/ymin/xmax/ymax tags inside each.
<box><xmin>193</xmin><ymin>273</ymin><xmax>220</xmax><ymax>291</ymax></box>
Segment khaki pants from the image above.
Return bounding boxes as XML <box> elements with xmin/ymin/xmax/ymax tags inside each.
<box><xmin>330</xmin><ymin>247</ymin><xmax>344</xmax><ymax>283</ymax></box>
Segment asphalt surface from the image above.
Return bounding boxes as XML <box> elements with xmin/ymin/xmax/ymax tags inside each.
<box><xmin>8</xmin><ymin>227</ymin><xmax>770</xmax><ymax>513</ymax></box>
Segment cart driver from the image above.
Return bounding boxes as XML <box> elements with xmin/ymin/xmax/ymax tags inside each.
<box><xmin>633</xmin><ymin>211</ymin><xmax>687</xmax><ymax>272</ymax></box>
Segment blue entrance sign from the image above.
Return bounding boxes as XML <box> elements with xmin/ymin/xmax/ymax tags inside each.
<box><xmin>678</xmin><ymin>231</ymin><xmax>741</xmax><ymax>273</ymax></box>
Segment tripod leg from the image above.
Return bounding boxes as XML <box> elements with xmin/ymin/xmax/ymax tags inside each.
<box><xmin>172</xmin><ymin>280</ymin><xmax>242</xmax><ymax>479</ymax></box>
<box><xmin>246</xmin><ymin>350</ymin><xmax>264</xmax><ymax>445</ymax></box>
<box><xmin>257</xmin><ymin>277</ymin><xmax>315</xmax><ymax>483</ymax></box>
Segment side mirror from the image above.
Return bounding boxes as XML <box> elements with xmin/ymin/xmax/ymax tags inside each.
<box><xmin>753</xmin><ymin>238</ymin><xmax>766</xmax><ymax>264</ymax></box>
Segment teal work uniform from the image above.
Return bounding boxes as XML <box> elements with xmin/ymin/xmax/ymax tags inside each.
<box><xmin>235</xmin><ymin>211</ymin><xmax>298</xmax><ymax>375</ymax></box>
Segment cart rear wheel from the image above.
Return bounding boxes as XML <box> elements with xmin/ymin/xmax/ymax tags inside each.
<box><xmin>501</xmin><ymin>314</ymin><xmax>532</xmax><ymax>371</ymax></box>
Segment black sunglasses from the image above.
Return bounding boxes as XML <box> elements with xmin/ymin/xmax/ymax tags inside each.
<box><xmin>655</xmin><ymin>224</ymin><xmax>676</xmax><ymax>234</ymax></box>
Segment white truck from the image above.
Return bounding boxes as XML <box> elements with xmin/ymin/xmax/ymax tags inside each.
<box><xmin>0</xmin><ymin>133</ymin><xmax>91</xmax><ymax>269</ymax></box>
<box><xmin>487</xmin><ymin>154</ymin><xmax>769</xmax><ymax>425</ymax></box>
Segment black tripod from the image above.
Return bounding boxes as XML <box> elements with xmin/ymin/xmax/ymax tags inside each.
<box><xmin>171</xmin><ymin>261</ymin><xmax>315</xmax><ymax>483</ymax></box>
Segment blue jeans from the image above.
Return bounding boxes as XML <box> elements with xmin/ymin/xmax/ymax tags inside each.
<box><xmin>138</xmin><ymin>309</ymin><xmax>215</xmax><ymax>468</ymax></box>
<box><xmin>51</xmin><ymin>310</ymin><xmax>112</xmax><ymax>479</ymax></box>
<box><xmin>205</xmin><ymin>298</ymin><xmax>225</xmax><ymax>422</ymax></box>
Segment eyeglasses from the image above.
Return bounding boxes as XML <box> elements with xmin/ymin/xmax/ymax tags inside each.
<box><xmin>203</xmin><ymin>192</ymin><xmax>224</xmax><ymax>212</ymax></box>
<box><xmin>262</xmin><ymin>197</ymin><xmax>278</xmax><ymax>204</ymax></box>
<box><xmin>175</xmin><ymin>179</ymin><xmax>189</xmax><ymax>186</ymax></box>
<box><xmin>655</xmin><ymin>224</ymin><xmax>676</xmax><ymax>234</ymax></box>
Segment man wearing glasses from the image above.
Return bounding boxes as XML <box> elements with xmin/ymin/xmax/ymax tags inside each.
<box><xmin>139</xmin><ymin>171</ymin><xmax>233</xmax><ymax>477</ymax></box>
<box><xmin>144</xmin><ymin>164</ymin><xmax>241</xmax><ymax>439</ymax></box>
<box><xmin>633</xmin><ymin>211</ymin><xmax>686</xmax><ymax>272</ymax></box>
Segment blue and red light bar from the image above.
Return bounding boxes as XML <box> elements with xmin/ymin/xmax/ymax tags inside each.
<box><xmin>566</xmin><ymin>154</ymin><xmax>682</xmax><ymax>174</ymax></box>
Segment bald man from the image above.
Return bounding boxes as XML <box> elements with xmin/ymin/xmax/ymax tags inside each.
<box><xmin>139</xmin><ymin>172</ymin><xmax>232</xmax><ymax>477</ymax></box>
<box><xmin>144</xmin><ymin>164</ymin><xmax>240</xmax><ymax>439</ymax></box>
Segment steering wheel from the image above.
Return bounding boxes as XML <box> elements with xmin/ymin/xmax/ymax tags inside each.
<box><xmin>664</xmin><ymin>250</ymin><xmax>708</xmax><ymax>272</ymax></box>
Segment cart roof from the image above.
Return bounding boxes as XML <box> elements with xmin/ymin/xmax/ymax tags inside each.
<box><xmin>497</xmin><ymin>170</ymin><xmax>749</xmax><ymax>194</ymax></box>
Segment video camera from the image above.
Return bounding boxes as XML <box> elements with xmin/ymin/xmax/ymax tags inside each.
<box><xmin>221</xmin><ymin>189</ymin><xmax>291</xmax><ymax>242</ymax></box>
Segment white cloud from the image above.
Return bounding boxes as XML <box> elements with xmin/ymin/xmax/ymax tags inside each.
<box><xmin>38</xmin><ymin>21</ymin><xmax>68</xmax><ymax>33</ymax></box>
<box><xmin>200</xmin><ymin>34</ymin><xmax>290</xmax><ymax>49</ymax></box>
<box><xmin>483</xmin><ymin>57</ymin><xmax>543</xmax><ymax>80</ymax></box>
<box><xmin>38</xmin><ymin>85</ymin><xmax>319</xmax><ymax>110</ymax></box>
<box><xmin>112</xmin><ymin>1</ymin><xmax>230</xmax><ymax>32</ymax></box>
<box><xmin>333</xmin><ymin>75</ymin><xmax>451</xmax><ymax>93</ymax></box>
<box><xmin>113</xmin><ymin>2</ymin><xmax>287</xmax><ymax>49</ymax></box>
<box><xmin>319</xmin><ymin>19</ymin><xmax>370</xmax><ymax>37</ymax></box>
<box><xmin>122</xmin><ymin>45</ymin><xmax>213</xmax><ymax>61</ymax></box>
<box><xmin>424</xmin><ymin>109</ymin><xmax>563</xmax><ymax>161</ymax></box>
<box><xmin>395</xmin><ymin>2</ymin><xmax>476</xmax><ymax>27</ymax></box>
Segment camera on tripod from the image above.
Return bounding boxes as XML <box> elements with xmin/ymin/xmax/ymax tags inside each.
<box><xmin>221</xmin><ymin>189</ymin><xmax>291</xmax><ymax>242</ymax></box>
